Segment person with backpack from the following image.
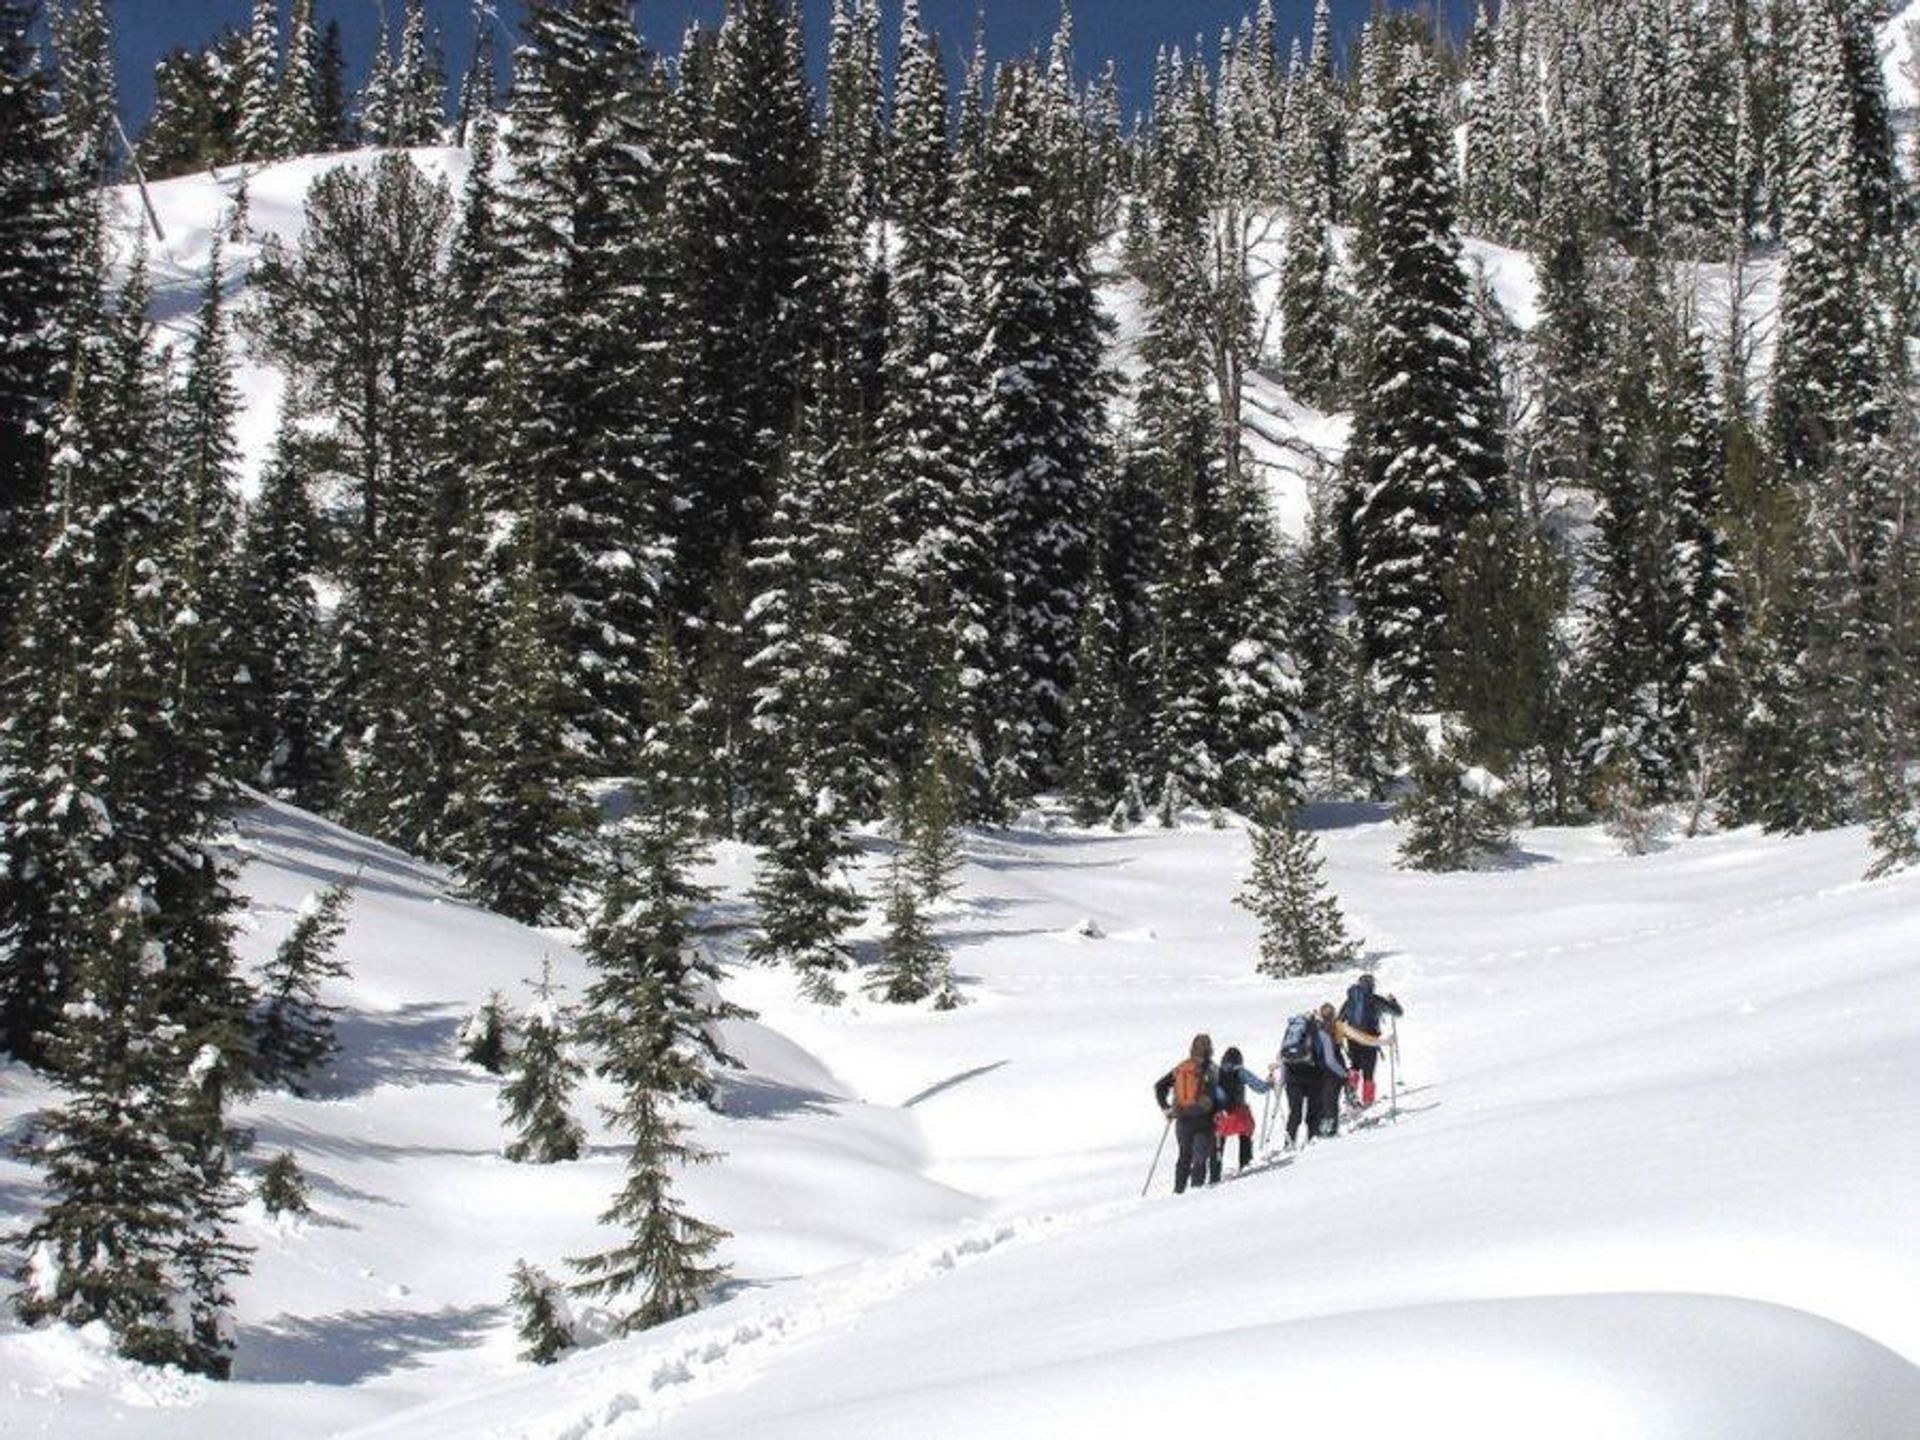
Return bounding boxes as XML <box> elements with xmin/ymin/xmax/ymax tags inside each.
<box><xmin>1339</xmin><ymin>973</ymin><xmax>1404</xmax><ymax>1109</ymax></box>
<box><xmin>1153</xmin><ymin>1033</ymin><xmax>1221</xmax><ymax>1195</ymax></box>
<box><xmin>1275</xmin><ymin>1012</ymin><xmax>1322</xmax><ymax>1150</ymax></box>
<box><xmin>1209</xmin><ymin>1045</ymin><xmax>1273</xmax><ymax>1181</ymax></box>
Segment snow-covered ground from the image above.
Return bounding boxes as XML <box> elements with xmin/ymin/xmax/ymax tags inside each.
<box><xmin>3</xmin><ymin>797</ymin><xmax>1918</xmax><ymax>1437</ymax></box>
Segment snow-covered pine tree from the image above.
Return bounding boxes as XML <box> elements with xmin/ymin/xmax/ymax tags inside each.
<box><xmin>1585</xmin><ymin>259</ymin><xmax>1738</xmax><ymax>801</ymax></box>
<box><xmin>277</xmin><ymin>0</ymin><xmax>321</xmax><ymax>158</ymax></box>
<box><xmin>582</xmin><ymin>629</ymin><xmax>742</xmax><ymax>1104</ymax></box>
<box><xmin>663</xmin><ymin>0</ymin><xmax>834</xmax><ymax>627</ymax></box>
<box><xmin>459</xmin><ymin>991</ymin><xmax>513</xmax><ymax>1073</ymax></box>
<box><xmin>0</xmin><ymin>0</ymin><xmax>77</xmax><ymax>634</ymax></box>
<box><xmin>14</xmin><ymin>880</ymin><xmax>248</xmax><ymax>1379</ymax></box>
<box><xmin>170</xmin><ymin>239</ymin><xmax>247</xmax><ymax>771</ymax></box>
<box><xmin>12</xmin><ymin>258</ymin><xmax>252</xmax><ymax>1370</ymax></box>
<box><xmin>976</xmin><ymin>60</ymin><xmax>1108</xmax><ymax>803</ymax></box>
<box><xmin>252</xmin><ymin>153</ymin><xmax>455</xmax><ymax>840</ymax></box>
<box><xmin>1236</xmin><ymin>815</ymin><xmax>1360</xmax><ymax>979</ymax></box>
<box><xmin>448</xmin><ymin>540</ymin><xmax>595</xmax><ymax>926</ymax></box>
<box><xmin>747</xmin><ymin>751</ymin><xmax>865</xmax><ymax>1006</ymax></box>
<box><xmin>1138</xmin><ymin>61</ymin><xmax>1230</xmax><ymax>814</ymax></box>
<box><xmin>138</xmin><ymin>33</ymin><xmax>246</xmax><ymax>177</ymax></box>
<box><xmin>233</xmin><ymin>413</ymin><xmax>327</xmax><ymax>802</ymax></box>
<box><xmin>316</xmin><ymin>19</ymin><xmax>349</xmax><ymax>146</ymax></box>
<box><xmin>49</xmin><ymin>0</ymin><xmax>115</xmax><ymax>183</ymax></box>
<box><xmin>494</xmin><ymin>0</ymin><xmax>669</xmax><ymax>775</ymax></box>
<box><xmin>872</xmin><ymin>0</ymin><xmax>992</xmax><ymax>794</ymax></box>
<box><xmin>1397</xmin><ymin>723</ymin><xmax>1517</xmax><ymax>873</ymax></box>
<box><xmin>867</xmin><ymin>848</ymin><xmax>957</xmax><ymax>1007</ymax></box>
<box><xmin>258</xmin><ymin>1150</ymin><xmax>311</xmax><ymax>1218</ymax></box>
<box><xmin>1217</xmin><ymin>470</ymin><xmax>1307</xmax><ymax>818</ymax></box>
<box><xmin>745</xmin><ymin>479</ymin><xmax>867</xmax><ymax>1015</ymax></box>
<box><xmin>234</xmin><ymin>0</ymin><xmax>281</xmax><ymax>162</ymax></box>
<box><xmin>387</xmin><ymin>0</ymin><xmax>445</xmax><ymax>147</ymax></box>
<box><xmin>571</xmin><ymin>639</ymin><xmax>737</xmax><ymax>1325</ymax></box>
<box><xmin>1276</xmin><ymin>117</ymin><xmax>1341</xmax><ymax>409</ymax></box>
<box><xmin>453</xmin><ymin>4</ymin><xmax>496</xmax><ymax>148</ymax></box>
<box><xmin>357</xmin><ymin>21</ymin><xmax>394</xmax><ymax>147</ymax></box>
<box><xmin>252</xmin><ymin>882</ymin><xmax>352</xmax><ymax>1094</ymax></box>
<box><xmin>1342</xmin><ymin>43</ymin><xmax>1507</xmax><ymax>710</ymax></box>
<box><xmin>502</xmin><ymin>964</ymin><xmax>585</xmax><ymax>1164</ymax></box>
<box><xmin>510</xmin><ymin>1261</ymin><xmax>575</xmax><ymax>1364</ymax></box>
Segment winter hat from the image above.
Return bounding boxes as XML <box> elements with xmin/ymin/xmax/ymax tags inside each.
<box><xmin>1357</xmin><ymin>973</ymin><xmax>1376</xmax><ymax>990</ymax></box>
<box><xmin>1190</xmin><ymin>1033</ymin><xmax>1213</xmax><ymax>1060</ymax></box>
<box><xmin>1222</xmin><ymin>1046</ymin><xmax>1243</xmax><ymax>1068</ymax></box>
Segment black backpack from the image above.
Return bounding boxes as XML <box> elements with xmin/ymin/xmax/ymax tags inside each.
<box><xmin>1279</xmin><ymin>1014</ymin><xmax>1315</xmax><ymax>1066</ymax></box>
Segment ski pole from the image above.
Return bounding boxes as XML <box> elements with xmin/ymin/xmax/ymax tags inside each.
<box><xmin>1258</xmin><ymin>1084</ymin><xmax>1275</xmax><ymax>1151</ymax></box>
<box><xmin>1388</xmin><ymin>1017</ymin><xmax>1400</xmax><ymax>1124</ymax></box>
<box><xmin>1141</xmin><ymin>1115</ymin><xmax>1173</xmax><ymax>1197</ymax></box>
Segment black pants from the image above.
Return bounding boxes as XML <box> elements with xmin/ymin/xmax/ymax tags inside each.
<box><xmin>1211</xmin><ymin>1130</ymin><xmax>1252</xmax><ymax>1182</ymax></box>
<box><xmin>1283</xmin><ymin>1068</ymin><xmax>1316</xmax><ymax>1144</ymax></box>
<box><xmin>1313</xmin><ymin>1071</ymin><xmax>1344</xmax><ymax>1136</ymax></box>
<box><xmin>1173</xmin><ymin>1117</ymin><xmax>1214</xmax><ymax>1193</ymax></box>
<box><xmin>1349</xmin><ymin>1042</ymin><xmax>1380</xmax><ymax>1083</ymax></box>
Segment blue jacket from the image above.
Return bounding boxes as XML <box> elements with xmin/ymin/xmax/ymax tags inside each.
<box><xmin>1221</xmin><ymin>1062</ymin><xmax>1272</xmax><ymax>1101</ymax></box>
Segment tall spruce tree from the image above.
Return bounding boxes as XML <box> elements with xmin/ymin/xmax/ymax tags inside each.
<box><xmin>1342</xmin><ymin>45</ymin><xmax>1507</xmax><ymax>708</ymax></box>
<box><xmin>977</xmin><ymin>61</ymin><xmax>1108</xmax><ymax>802</ymax></box>
<box><xmin>570</xmin><ymin>641</ymin><xmax>737</xmax><ymax>1326</ymax></box>
<box><xmin>664</xmin><ymin>0</ymin><xmax>834</xmax><ymax>623</ymax></box>
<box><xmin>0</xmin><ymin>0</ymin><xmax>77</xmax><ymax>635</ymax></box>
<box><xmin>234</xmin><ymin>0</ymin><xmax>282</xmax><ymax>162</ymax></box>
<box><xmin>495</xmin><ymin>0</ymin><xmax>670</xmax><ymax>775</ymax></box>
<box><xmin>233</xmin><ymin>414</ymin><xmax>327</xmax><ymax>801</ymax></box>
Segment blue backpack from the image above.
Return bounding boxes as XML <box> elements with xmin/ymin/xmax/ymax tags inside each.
<box><xmin>1279</xmin><ymin>1014</ymin><xmax>1315</xmax><ymax>1066</ymax></box>
<box><xmin>1342</xmin><ymin>983</ymin><xmax>1377</xmax><ymax>1033</ymax></box>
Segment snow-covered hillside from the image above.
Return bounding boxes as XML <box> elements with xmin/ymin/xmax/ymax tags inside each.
<box><xmin>4</xmin><ymin>795</ymin><xmax>1919</xmax><ymax>1437</ymax></box>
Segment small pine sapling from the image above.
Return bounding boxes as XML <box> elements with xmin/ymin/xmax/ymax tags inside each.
<box><xmin>1396</xmin><ymin>726</ymin><xmax>1517</xmax><ymax>872</ymax></box>
<box><xmin>1110</xmin><ymin>773</ymin><xmax>1148</xmax><ymax>831</ymax></box>
<box><xmin>868</xmin><ymin>854</ymin><xmax>957</xmax><ymax>1006</ymax></box>
<box><xmin>1156</xmin><ymin>772</ymin><xmax>1185</xmax><ymax>829</ymax></box>
<box><xmin>509</xmin><ymin>1261</ymin><xmax>575</xmax><ymax>1364</ymax></box>
<box><xmin>501</xmin><ymin>963</ymin><xmax>585</xmax><ymax>1164</ymax></box>
<box><xmin>258</xmin><ymin>1151</ymin><xmax>311</xmax><ymax>1218</ymax></box>
<box><xmin>253</xmin><ymin>882</ymin><xmax>353</xmax><ymax>1094</ymax></box>
<box><xmin>459</xmin><ymin>991</ymin><xmax>514</xmax><ymax>1074</ymax></box>
<box><xmin>1236</xmin><ymin>816</ymin><xmax>1362</xmax><ymax>979</ymax></box>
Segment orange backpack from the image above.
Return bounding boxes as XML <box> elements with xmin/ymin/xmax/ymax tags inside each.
<box><xmin>1171</xmin><ymin>1058</ymin><xmax>1213</xmax><ymax>1117</ymax></box>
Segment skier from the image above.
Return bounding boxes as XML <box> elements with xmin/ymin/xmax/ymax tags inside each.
<box><xmin>1153</xmin><ymin>1033</ymin><xmax>1220</xmax><ymax>1195</ymax></box>
<box><xmin>1209</xmin><ymin>1045</ymin><xmax>1273</xmax><ymax>1181</ymax></box>
<box><xmin>1275</xmin><ymin>1011</ymin><xmax>1322</xmax><ymax>1150</ymax></box>
<box><xmin>1312</xmin><ymin>1002</ymin><xmax>1349</xmax><ymax>1138</ymax></box>
<box><xmin>1339</xmin><ymin>973</ymin><xmax>1404</xmax><ymax>1109</ymax></box>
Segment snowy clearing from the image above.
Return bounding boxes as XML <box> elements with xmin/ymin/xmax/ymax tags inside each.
<box><xmin>4</xmin><ymin>798</ymin><xmax>1917</xmax><ymax>1437</ymax></box>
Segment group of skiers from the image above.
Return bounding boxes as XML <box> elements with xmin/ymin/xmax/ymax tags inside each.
<box><xmin>1152</xmin><ymin>974</ymin><xmax>1405</xmax><ymax>1195</ymax></box>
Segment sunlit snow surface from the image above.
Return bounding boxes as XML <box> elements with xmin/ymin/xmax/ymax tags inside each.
<box><xmin>3</xmin><ymin>794</ymin><xmax>1918</xmax><ymax>1437</ymax></box>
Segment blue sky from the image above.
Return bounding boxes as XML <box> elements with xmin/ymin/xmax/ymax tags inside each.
<box><xmin>107</xmin><ymin>1</ymin><xmax>1470</xmax><ymax>131</ymax></box>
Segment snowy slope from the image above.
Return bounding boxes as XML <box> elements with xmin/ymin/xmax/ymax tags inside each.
<box><xmin>5</xmin><ymin>798</ymin><xmax>1918</xmax><ymax>1437</ymax></box>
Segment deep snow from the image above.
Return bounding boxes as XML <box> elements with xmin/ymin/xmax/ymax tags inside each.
<box><xmin>3</xmin><ymin>797</ymin><xmax>1918</xmax><ymax>1438</ymax></box>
